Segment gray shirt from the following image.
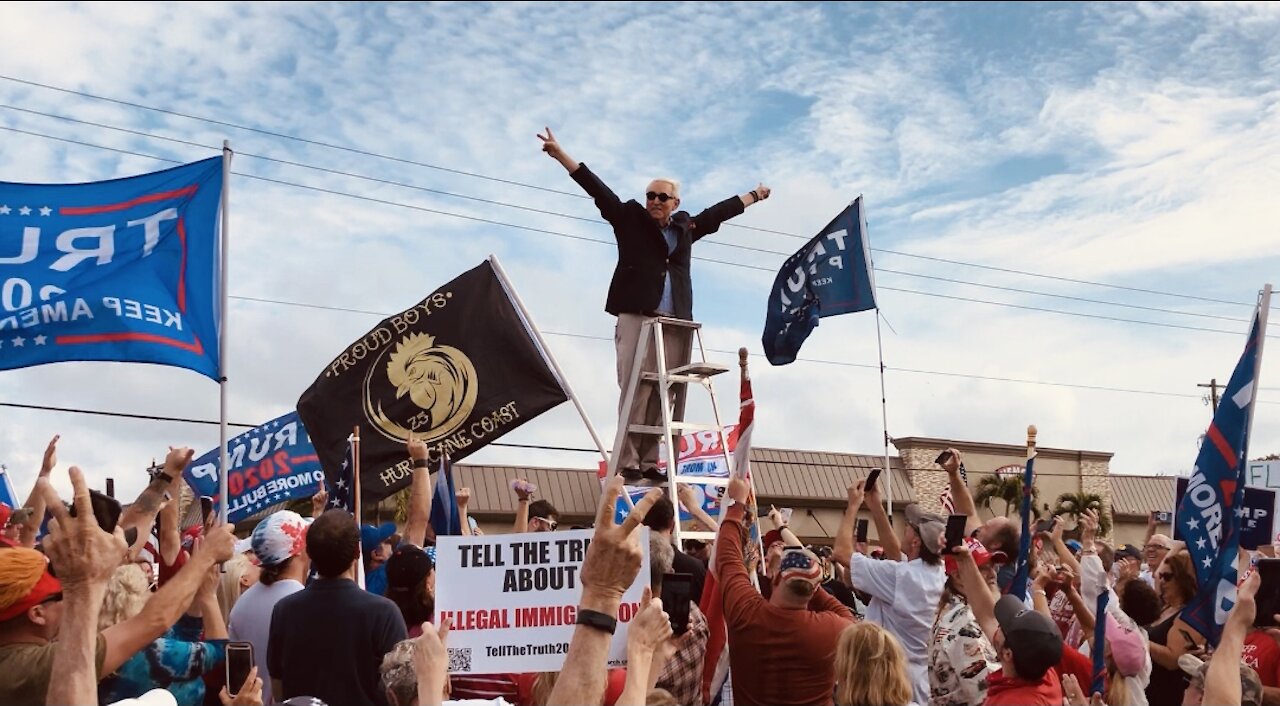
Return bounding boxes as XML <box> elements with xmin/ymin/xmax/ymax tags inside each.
<box><xmin>228</xmin><ymin>578</ymin><xmax>304</xmax><ymax>705</ymax></box>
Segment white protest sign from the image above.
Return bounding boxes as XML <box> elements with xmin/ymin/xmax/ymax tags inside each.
<box><xmin>1244</xmin><ymin>460</ymin><xmax>1280</xmax><ymax>543</ymax></box>
<box><xmin>434</xmin><ymin>528</ymin><xmax>650</xmax><ymax>674</ymax></box>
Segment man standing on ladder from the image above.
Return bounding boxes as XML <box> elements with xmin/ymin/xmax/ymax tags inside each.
<box><xmin>539</xmin><ymin>127</ymin><xmax>771</xmax><ymax>485</ymax></box>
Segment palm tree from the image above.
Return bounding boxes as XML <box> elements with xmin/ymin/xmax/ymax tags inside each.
<box><xmin>973</xmin><ymin>473</ymin><xmax>1042</xmax><ymax>518</ymax></box>
<box><xmin>1053</xmin><ymin>492</ymin><xmax>1111</xmax><ymax>535</ymax></box>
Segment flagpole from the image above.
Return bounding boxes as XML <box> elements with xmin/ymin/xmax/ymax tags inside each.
<box><xmin>352</xmin><ymin>425</ymin><xmax>362</xmax><ymax>528</ymax></box>
<box><xmin>874</xmin><ymin>309</ymin><xmax>894</xmax><ymax>517</ymax></box>
<box><xmin>1244</xmin><ymin>285</ymin><xmax>1272</xmax><ymax>457</ymax></box>
<box><xmin>218</xmin><ymin>141</ymin><xmax>232</xmax><ymax>523</ymax></box>
<box><xmin>488</xmin><ymin>254</ymin><xmax>611</xmax><ymax>464</ymax></box>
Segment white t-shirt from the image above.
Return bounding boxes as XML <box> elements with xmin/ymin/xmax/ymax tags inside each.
<box><xmin>850</xmin><ymin>552</ymin><xmax>946</xmax><ymax>706</ymax></box>
<box><xmin>228</xmin><ymin>578</ymin><xmax>304</xmax><ymax>705</ymax></box>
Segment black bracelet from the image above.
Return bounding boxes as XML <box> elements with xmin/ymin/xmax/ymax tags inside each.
<box><xmin>575</xmin><ymin>608</ymin><xmax>618</xmax><ymax>634</ymax></box>
<box><xmin>157</xmin><ymin>472</ymin><xmax>174</xmax><ymax>484</ymax></box>
<box><xmin>750</xmin><ymin>189</ymin><xmax>760</xmax><ymax>203</ymax></box>
<box><xmin>411</xmin><ymin>458</ymin><xmax>430</xmax><ymax>469</ymax></box>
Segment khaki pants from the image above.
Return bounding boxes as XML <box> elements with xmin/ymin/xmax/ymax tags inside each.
<box><xmin>614</xmin><ymin>314</ymin><xmax>691</xmax><ymax>471</ymax></box>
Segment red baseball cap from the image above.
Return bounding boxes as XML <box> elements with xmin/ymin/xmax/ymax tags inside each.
<box><xmin>943</xmin><ymin>537</ymin><xmax>992</xmax><ymax>576</ymax></box>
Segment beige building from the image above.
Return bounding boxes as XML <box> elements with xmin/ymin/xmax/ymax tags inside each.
<box><xmin>443</xmin><ymin>436</ymin><xmax>1181</xmax><ymax>548</ymax></box>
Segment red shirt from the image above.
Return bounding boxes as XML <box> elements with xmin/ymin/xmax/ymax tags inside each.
<box><xmin>1244</xmin><ymin>631</ymin><xmax>1280</xmax><ymax>688</ymax></box>
<box><xmin>1055</xmin><ymin>645</ymin><xmax>1095</xmax><ymax>693</ymax></box>
<box><xmin>716</xmin><ymin>504</ymin><xmax>854</xmax><ymax>706</ymax></box>
<box><xmin>985</xmin><ymin>668</ymin><xmax>1062</xmax><ymax>705</ymax></box>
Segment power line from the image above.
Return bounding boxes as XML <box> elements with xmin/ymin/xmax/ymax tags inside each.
<box><xmin>0</xmin><ymin>402</ymin><xmax>592</xmax><ymax>454</ymax></box>
<box><xmin>224</xmin><ymin>292</ymin><xmax>1270</xmax><ymax>403</ymax></box>
<box><xmin>6</xmin><ymin>101</ymin><xmax>1255</xmax><ymax>326</ymax></box>
<box><xmin>4</xmin><ymin>123</ymin><xmax>1271</xmax><ymax>342</ymax></box>
<box><xmin>0</xmin><ymin>75</ymin><xmax>1259</xmax><ymax>309</ymax></box>
<box><xmin>0</xmin><ymin>401</ymin><xmax>1168</xmax><ymax>479</ymax></box>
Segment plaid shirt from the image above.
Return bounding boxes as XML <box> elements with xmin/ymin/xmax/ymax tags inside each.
<box><xmin>657</xmin><ymin>602</ymin><xmax>710</xmax><ymax>706</ymax></box>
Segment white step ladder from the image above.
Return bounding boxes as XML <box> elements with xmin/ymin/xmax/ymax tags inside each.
<box><xmin>608</xmin><ymin>316</ymin><xmax>731</xmax><ymax>546</ymax></box>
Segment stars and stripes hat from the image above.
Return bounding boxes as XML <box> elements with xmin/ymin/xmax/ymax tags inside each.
<box><xmin>251</xmin><ymin>511</ymin><xmax>312</xmax><ymax>567</ymax></box>
<box><xmin>777</xmin><ymin>547</ymin><xmax>823</xmax><ymax>584</ymax></box>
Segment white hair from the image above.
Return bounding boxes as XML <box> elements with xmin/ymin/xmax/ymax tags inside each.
<box><xmin>648</xmin><ymin>177</ymin><xmax>681</xmax><ymax>197</ymax></box>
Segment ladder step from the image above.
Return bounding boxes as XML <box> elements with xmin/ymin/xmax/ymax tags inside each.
<box><xmin>668</xmin><ymin>362</ymin><xmax>730</xmax><ymax>377</ymax></box>
<box><xmin>639</xmin><ymin>372</ymin><xmax>714</xmax><ymax>385</ymax></box>
<box><xmin>628</xmin><ymin>422</ymin><xmax>720</xmax><ymax>435</ymax></box>
<box><xmin>649</xmin><ymin>316</ymin><xmax>702</xmax><ymax>330</ymax></box>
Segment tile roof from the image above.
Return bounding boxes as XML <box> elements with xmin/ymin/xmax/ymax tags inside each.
<box><xmin>1109</xmin><ymin>474</ymin><xmax>1176</xmax><ymax>517</ymax></box>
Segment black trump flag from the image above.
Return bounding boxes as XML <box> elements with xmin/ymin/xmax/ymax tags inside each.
<box><xmin>297</xmin><ymin>259</ymin><xmax>568</xmax><ymax>502</ymax></box>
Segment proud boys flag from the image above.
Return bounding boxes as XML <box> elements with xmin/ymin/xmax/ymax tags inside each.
<box><xmin>297</xmin><ymin>258</ymin><xmax>569</xmax><ymax>502</ymax></box>
<box><xmin>762</xmin><ymin>197</ymin><xmax>877</xmax><ymax>365</ymax></box>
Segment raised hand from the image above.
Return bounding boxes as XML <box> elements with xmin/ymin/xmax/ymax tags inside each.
<box><xmin>39</xmin><ymin>468</ymin><xmax>128</xmax><ymax>590</ymax></box>
<box><xmin>407</xmin><ymin>433</ymin><xmax>428</xmax><ymax>462</ymax></box>
<box><xmin>456</xmin><ymin>486</ymin><xmax>472</xmax><ymax>509</ymax></box>
<box><xmin>846</xmin><ymin>479</ymin><xmax>866</xmax><ymax>509</ymax></box>
<box><xmin>40</xmin><ymin>434</ymin><xmax>60</xmax><ymax>475</ymax></box>
<box><xmin>726</xmin><ymin>477</ymin><xmax>749</xmax><ymax>505</ymax></box>
<box><xmin>676</xmin><ymin>484</ymin><xmax>696</xmax><ymax>509</ymax></box>
<box><xmin>194</xmin><ymin>520</ymin><xmax>237</xmax><ymax>565</ymax></box>
<box><xmin>753</xmin><ymin>183</ymin><xmax>771</xmax><ymax>200</ymax></box>
<box><xmin>537</xmin><ymin>127</ymin><xmax>565</xmax><ymax>159</ymax></box>
<box><xmin>311</xmin><ymin>477</ymin><xmax>328</xmax><ymax>517</ymax></box>
<box><xmin>627</xmin><ymin>586</ymin><xmax>673</xmax><ymax>657</ymax></box>
<box><xmin>581</xmin><ymin>476</ymin><xmax>662</xmax><ymax>602</ymax></box>
<box><xmin>512</xmin><ymin>478</ymin><xmax>536</xmax><ymax>501</ymax></box>
<box><xmin>219</xmin><ymin>666</ymin><xmax>264</xmax><ymax>706</ymax></box>
<box><xmin>164</xmin><ymin>446</ymin><xmax>195</xmax><ymax>473</ymax></box>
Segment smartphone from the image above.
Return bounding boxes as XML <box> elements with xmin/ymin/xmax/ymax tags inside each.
<box><xmin>226</xmin><ymin>641</ymin><xmax>254</xmax><ymax>696</ymax></box>
<box><xmin>943</xmin><ymin>514</ymin><xmax>968</xmax><ymax>554</ymax></box>
<box><xmin>661</xmin><ymin>572</ymin><xmax>695</xmax><ymax>636</ymax></box>
<box><xmin>934</xmin><ymin>450</ymin><xmax>954</xmax><ymax>466</ymax></box>
<box><xmin>1034</xmin><ymin>518</ymin><xmax>1055</xmax><ymax>533</ymax></box>
<box><xmin>855</xmin><ymin>519</ymin><xmax>869</xmax><ymax>544</ymax></box>
<box><xmin>200</xmin><ymin>496</ymin><xmax>215</xmax><ymax>526</ymax></box>
<box><xmin>1255</xmin><ymin>559</ymin><xmax>1280</xmax><ymax>628</ymax></box>
<box><xmin>68</xmin><ymin>489</ymin><xmax>123</xmax><ymax>533</ymax></box>
<box><xmin>780</xmin><ymin>508</ymin><xmax>794</xmax><ymax>525</ymax></box>
<box><xmin>1151</xmin><ymin>510</ymin><xmax>1172</xmax><ymax>523</ymax></box>
<box><xmin>864</xmin><ymin>469</ymin><xmax>882</xmax><ymax>493</ymax></box>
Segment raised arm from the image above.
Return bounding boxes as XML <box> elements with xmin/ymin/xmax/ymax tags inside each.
<box><xmin>512</xmin><ymin>478</ymin><xmax>534</xmax><ymax>533</ymax></box>
<box><xmin>158</xmin><ymin>487</ymin><xmax>183</xmax><ymax>566</ymax></box>
<box><xmin>955</xmin><ymin>544</ymin><xmax>999</xmax><ymax>643</ymax></box>
<box><xmin>547</xmin><ymin>477</ymin><xmax>661</xmax><ymax>706</ymax></box>
<box><xmin>537</xmin><ymin>127</ymin><xmax>580</xmax><ymax>174</ymax></box>
<box><xmin>1204</xmin><ymin>570</ymin><xmax>1259</xmax><ymax>706</ymax></box>
<box><xmin>938</xmin><ymin>450</ymin><xmax>982</xmax><ymax>536</ymax></box>
<box><xmin>864</xmin><ymin>475</ymin><xmax>901</xmax><ymax>561</ymax></box>
<box><xmin>102</xmin><ymin>519</ymin><xmax>235</xmax><ymax>675</ymax></box>
<box><xmin>736</xmin><ymin>184</ymin><xmax>771</xmax><ymax>210</ymax></box>
<box><xmin>413</xmin><ymin>620</ymin><xmax>452</xmax><ymax>706</ymax></box>
<box><xmin>617</xmin><ymin>587</ymin><xmax>673</xmax><ymax>706</ymax></box>
<box><xmin>766</xmin><ymin>506</ymin><xmax>802</xmax><ymax>547</ymax></box>
<box><xmin>833</xmin><ymin>481</ymin><xmax>863</xmax><ymax>567</ymax></box>
<box><xmin>40</xmin><ymin>468</ymin><xmax>127</xmax><ymax>706</ymax></box>
<box><xmin>677</xmin><ymin>484</ymin><xmax>718</xmax><ymax>532</ymax></box>
<box><xmin>402</xmin><ymin>435</ymin><xmax>434</xmax><ymax>548</ymax></box>
<box><xmin>121</xmin><ymin>446</ymin><xmax>190</xmax><ymax>534</ymax></box>
<box><xmin>17</xmin><ymin>434</ymin><xmax>59</xmax><ymax>547</ymax></box>
<box><xmin>457</xmin><ymin>487</ymin><xmax>474</xmax><ymax>536</ymax></box>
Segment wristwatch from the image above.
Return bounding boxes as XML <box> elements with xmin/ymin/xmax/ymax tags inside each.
<box><xmin>411</xmin><ymin>458</ymin><xmax>430</xmax><ymax>469</ymax></box>
<box><xmin>575</xmin><ymin>608</ymin><xmax>617</xmax><ymax>635</ymax></box>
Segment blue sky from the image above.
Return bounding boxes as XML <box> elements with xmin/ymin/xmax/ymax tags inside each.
<box><xmin>1</xmin><ymin>1</ymin><xmax>1278</xmax><ymax>502</ymax></box>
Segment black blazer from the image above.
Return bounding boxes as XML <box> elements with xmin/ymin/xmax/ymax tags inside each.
<box><xmin>571</xmin><ymin>163</ymin><xmax>745</xmax><ymax>320</ymax></box>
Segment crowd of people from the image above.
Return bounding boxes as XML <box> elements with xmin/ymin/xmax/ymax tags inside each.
<box><xmin>3</xmin><ymin>434</ymin><xmax>1278</xmax><ymax>706</ymax></box>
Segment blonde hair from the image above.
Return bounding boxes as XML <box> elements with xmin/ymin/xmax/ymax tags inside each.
<box><xmin>834</xmin><ymin>622</ymin><xmax>913</xmax><ymax>706</ymax></box>
<box><xmin>217</xmin><ymin>553</ymin><xmax>254</xmax><ymax>623</ymax></box>
<box><xmin>99</xmin><ymin>564</ymin><xmax>151</xmax><ymax>630</ymax></box>
<box><xmin>530</xmin><ymin>672</ymin><xmax>558</xmax><ymax>706</ymax></box>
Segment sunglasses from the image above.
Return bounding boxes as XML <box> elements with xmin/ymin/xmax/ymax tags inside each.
<box><xmin>645</xmin><ymin>191</ymin><xmax>675</xmax><ymax>203</ymax></box>
<box><xmin>532</xmin><ymin>516</ymin><xmax>558</xmax><ymax>531</ymax></box>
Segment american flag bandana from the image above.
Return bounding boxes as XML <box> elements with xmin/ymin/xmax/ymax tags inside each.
<box><xmin>778</xmin><ymin>548</ymin><xmax>822</xmax><ymax>583</ymax></box>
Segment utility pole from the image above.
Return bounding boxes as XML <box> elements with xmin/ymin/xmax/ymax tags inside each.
<box><xmin>1198</xmin><ymin>378</ymin><xmax>1220</xmax><ymax>411</ymax></box>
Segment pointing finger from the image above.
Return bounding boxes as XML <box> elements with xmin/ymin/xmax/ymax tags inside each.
<box><xmin>620</xmin><ymin>488</ymin><xmax>663</xmax><ymax>536</ymax></box>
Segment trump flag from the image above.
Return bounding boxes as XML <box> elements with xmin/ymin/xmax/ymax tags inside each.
<box><xmin>1176</xmin><ymin>290</ymin><xmax>1270</xmax><ymax>645</ymax></box>
<box><xmin>0</xmin><ymin>157</ymin><xmax>224</xmax><ymax>380</ymax></box>
<box><xmin>762</xmin><ymin>197</ymin><xmax>877</xmax><ymax>365</ymax></box>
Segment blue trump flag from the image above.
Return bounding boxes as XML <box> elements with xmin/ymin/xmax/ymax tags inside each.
<box><xmin>1176</xmin><ymin>295</ymin><xmax>1270</xmax><ymax>645</ymax></box>
<box><xmin>183</xmin><ymin>411</ymin><xmax>323</xmax><ymax>523</ymax></box>
<box><xmin>1008</xmin><ymin>454</ymin><xmax>1036</xmax><ymax>602</ymax></box>
<box><xmin>762</xmin><ymin>196</ymin><xmax>877</xmax><ymax>365</ymax></box>
<box><xmin>0</xmin><ymin>157</ymin><xmax>224</xmax><ymax>379</ymax></box>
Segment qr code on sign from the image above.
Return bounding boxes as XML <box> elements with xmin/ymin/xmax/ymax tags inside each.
<box><xmin>447</xmin><ymin>647</ymin><xmax>472</xmax><ymax>673</ymax></box>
